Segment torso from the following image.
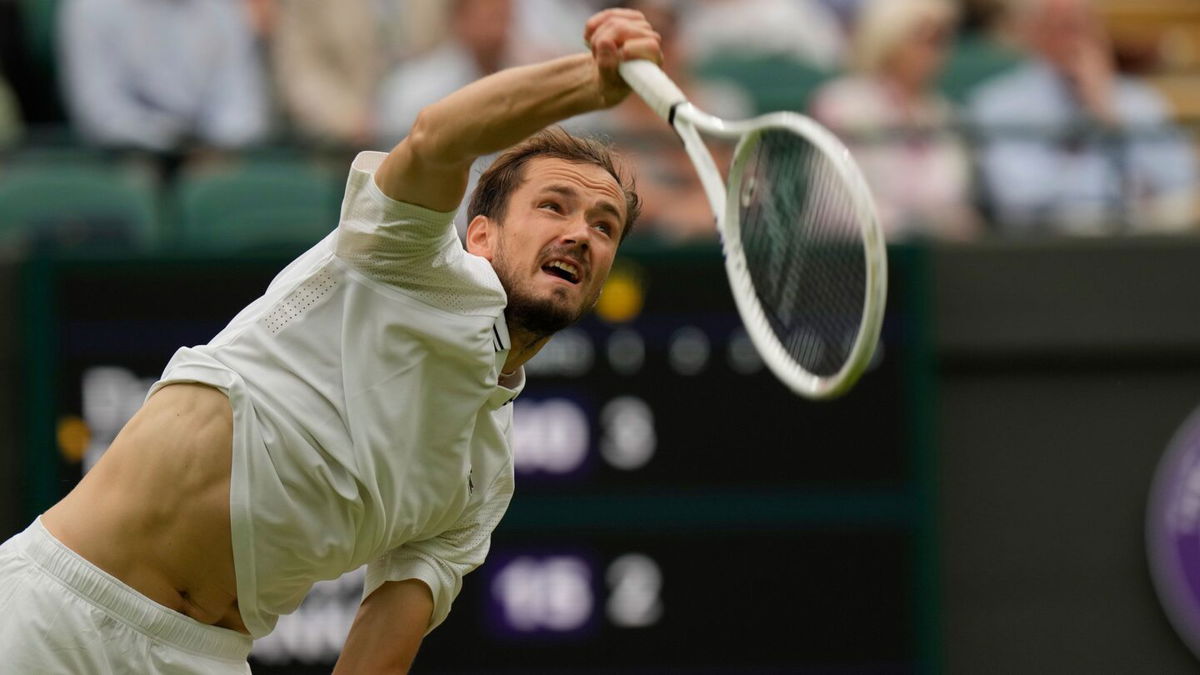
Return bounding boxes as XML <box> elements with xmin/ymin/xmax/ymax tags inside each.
<box><xmin>38</xmin><ymin>155</ymin><xmax>521</xmax><ymax>638</ymax></box>
<box><xmin>41</xmin><ymin>383</ymin><xmax>247</xmax><ymax>633</ymax></box>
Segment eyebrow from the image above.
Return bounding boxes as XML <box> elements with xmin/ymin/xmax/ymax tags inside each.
<box><xmin>542</xmin><ymin>184</ymin><xmax>623</xmax><ymax>224</ymax></box>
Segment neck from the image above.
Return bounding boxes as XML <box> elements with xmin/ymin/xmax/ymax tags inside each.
<box><xmin>502</xmin><ymin>325</ymin><xmax>552</xmax><ymax>374</ymax></box>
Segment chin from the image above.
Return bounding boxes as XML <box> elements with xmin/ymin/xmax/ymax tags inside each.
<box><xmin>506</xmin><ymin>292</ymin><xmax>581</xmax><ymax>337</ymax></box>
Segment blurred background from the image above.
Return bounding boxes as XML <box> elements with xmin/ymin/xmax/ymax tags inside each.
<box><xmin>1</xmin><ymin>0</ymin><xmax>1200</xmax><ymax>672</ymax></box>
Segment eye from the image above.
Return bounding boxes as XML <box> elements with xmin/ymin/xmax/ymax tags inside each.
<box><xmin>538</xmin><ymin>201</ymin><xmax>563</xmax><ymax>213</ymax></box>
<box><xmin>593</xmin><ymin>221</ymin><xmax>616</xmax><ymax>237</ymax></box>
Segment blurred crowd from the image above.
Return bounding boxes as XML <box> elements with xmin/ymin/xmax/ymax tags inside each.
<box><xmin>0</xmin><ymin>0</ymin><xmax>1197</xmax><ymax>244</ymax></box>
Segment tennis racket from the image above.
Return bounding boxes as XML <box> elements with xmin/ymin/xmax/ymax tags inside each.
<box><xmin>618</xmin><ymin>60</ymin><xmax>887</xmax><ymax>400</ymax></box>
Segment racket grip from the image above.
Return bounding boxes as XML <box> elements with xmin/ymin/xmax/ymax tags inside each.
<box><xmin>618</xmin><ymin>60</ymin><xmax>688</xmax><ymax>122</ymax></box>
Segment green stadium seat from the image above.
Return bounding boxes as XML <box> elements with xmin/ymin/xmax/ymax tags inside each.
<box><xmin>0</xmin><ymin>161</ymin><xmax>159</xmax><ymax>252</ymax></box>
<box><xmin>693</xmin><ymin>53</ymin><xmax>833</xmax><ymax>114</ymax></box>
<box><xmin>172</xmin><ymin>160</ymin><xmax>342</xmax><ymax>253</ymax></box>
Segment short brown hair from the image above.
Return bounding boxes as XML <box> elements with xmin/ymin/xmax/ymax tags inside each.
<box><xmin>467</xmin><ymin>127</ymin><xmax>641</xmax><ymax>241</ymax></box>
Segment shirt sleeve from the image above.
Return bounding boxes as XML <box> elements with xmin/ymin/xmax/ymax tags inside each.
<box><xmin>333</xmin><ymin>151</ymin><xmax>507</xmax><ymax>313</ymax></box>
<box><xmin>362</xmin><ymin>468</ymin><xmax>514</xmax><ymax>634</ymax></box>
<box><xmin>335</xmin><ymin>151</ymin><xmax>460</xmax><ymax>266</ymax></box>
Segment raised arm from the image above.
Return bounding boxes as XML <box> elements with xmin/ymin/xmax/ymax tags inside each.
<box><xmin>373</xmin><ymin>8</ymin><xmax>661</xmax><ymax>212</ymax></box>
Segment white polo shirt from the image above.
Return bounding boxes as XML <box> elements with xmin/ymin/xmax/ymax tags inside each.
<box><xmin>150</xmin><ymin>151</ymin><xmax>522</xmax><ymax>638</ymax></box>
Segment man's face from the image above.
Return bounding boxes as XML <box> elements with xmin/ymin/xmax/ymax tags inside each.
<box><xmin>1029</xmin><ymin>0</ymin><xmax>1101</xmax><ymax>68</ymax></box>
<box><xmin>471</xmin><ymin>157</ymin><xmax>626</xmax><ymax>337</ymax></box>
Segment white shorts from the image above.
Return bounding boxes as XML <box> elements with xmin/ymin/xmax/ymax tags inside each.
<box><xmin>0</xmin><ymin>518</ymin><xmax>253</xmax><ymax>674</ymax></box>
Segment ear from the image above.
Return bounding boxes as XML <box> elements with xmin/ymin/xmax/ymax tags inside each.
<box><xmin>465</xmin><ymin>214</ymin><xmax>496</xmax><ymax>261</ymax></box>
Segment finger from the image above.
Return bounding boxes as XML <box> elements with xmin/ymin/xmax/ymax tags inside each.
<box><xmin>620</xmin><ymin>36</ymin><xmax>663</xmax><ymax>65</ymax></box>
<box><xmin>584</xmin><ymin>8</ymin><xmax>647</xmax><ymax>42</ymax></box>
<box><xmin>589</xmin><ymin>21</ymin><xmax>625</xmax><ymax>56</ymax></box>
<box><xmin>590</xmin><ymin>18</ymin><xmax>654</xmax><ymax>54</ymax></box>
<box><xmin>592</xmin><ymin>38</ymin><xmax>619</xmax><ymax>79</ymax></box>
<box><xmin>585</xmin><ymin>8</ymin><xmax>646</xmax><ymax>33</ymax></box>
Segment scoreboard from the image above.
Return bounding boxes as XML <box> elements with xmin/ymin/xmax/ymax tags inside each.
<box><xmin>19</xmin><ymin>244</ymin><xmax>934</xmax><ymax>673</ymax></box>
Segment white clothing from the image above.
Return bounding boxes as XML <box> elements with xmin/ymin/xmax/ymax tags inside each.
<box><xmin>969</xmin><ymin>61</ymin><xmax>1198</xmax><ymax>233</ymax></box>
<box><xmin>810</xmin><ymin>75</ymin><xmax>976</xmax><ymax>240</ymax></box>
<box><xmin>58</xmin><ymin>0</ymin><xmax>269</xmax><ymax>151</ymax></box>
<box><xmin>376</xmin><ymin>41</ymin><xmax>487</xmax><ymax>145</ymax></box>
<box><xmin>151</xmin><ymin>151</ymin><xmax>521</xmax><ymax>639</ymax></box>
<box><xmin>0</xmin><ymin>519</ymin><xmax>253</xmax><ymax>674</ymax></box>
<box><xmin>678</xmin><ymin>0</ymin><xmax>846</xmax><ymax>69</ymax></box>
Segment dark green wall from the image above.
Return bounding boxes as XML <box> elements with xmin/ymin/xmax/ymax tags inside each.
<box><xmin>934</xmin><ymin>239</ymin><xmax>1200</xmax><ymax>673</ymax></box>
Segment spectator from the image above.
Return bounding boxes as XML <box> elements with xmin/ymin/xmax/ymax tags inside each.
<box><xmin>810</xmin><ymin>0</ymin><xmax>981</xmax><ymax>240</ymax></box>
<box><xmin>269</xmin><ymin>0</ymin><xmax>383</xmax><ymax>147</ymax></box>
<box><xmin>58</xmin><ymin>0</ymin><xmax>271</xmax><ymax>152</ymax></box>
<box><xmin>968</xmin><ymin>0</ymin><xmax>1197</xmax><ymax>234</ymax></box>
<box><xmin>376</xmin><ymin>0</ymin><xmax>521</xmax><ymax>145</ymax></box>
<box><xmin>510</xmin><ymin>0</ymin><xmax>605</xmax><ymax>64</ymax></box>
<box><xmin>373</xmin><ymin>0</ymin><xmax>456</xmax><ymax>66</ymax></box>
<box><xmin>677</xmin><ymin>0</ymin><xmax>846</xmax><ymax>70</ymax></box>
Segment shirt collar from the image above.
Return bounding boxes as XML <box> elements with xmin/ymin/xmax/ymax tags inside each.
<box><xmin>488</xmin><ymin>314</ymin><xmax>525</xmax><ymax>409</ymax></box>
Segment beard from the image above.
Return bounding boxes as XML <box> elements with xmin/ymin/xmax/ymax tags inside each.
<box><xmin>493</xmin><ymin>244</ymin><xmax>597</xmax><ymax>340</ymax></box>
<box><xmin>505</xmin><ymin>287</ymin><xmax>579</xmax><ymax>338</ymax></box>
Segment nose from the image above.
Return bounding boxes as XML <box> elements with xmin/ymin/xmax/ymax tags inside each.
<box><xmin>560</xmin><ymin>215</ymin><xmax>591</xmax><ymax>250</ymax></box>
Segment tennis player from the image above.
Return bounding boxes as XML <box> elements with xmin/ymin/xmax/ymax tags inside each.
<box><xmin>0</xmin><ymin>8</ymin><xmax>660</xmax><ymax>673</ymax></box>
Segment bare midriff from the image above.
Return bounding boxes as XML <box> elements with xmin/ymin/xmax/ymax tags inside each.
<box><xmin>41</xmin><ymin>383</ymin><xmax>247</xmax><ymax>634</ymax></box>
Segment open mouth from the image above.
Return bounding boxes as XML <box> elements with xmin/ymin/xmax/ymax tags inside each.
<box><xmin>542</xmin><ymin>260</ymin><xmax>581</xmax><ymax>284</ymax></box>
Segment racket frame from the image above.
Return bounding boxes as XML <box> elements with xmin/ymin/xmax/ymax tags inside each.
<box><xmin>618</xmin><ymin>60</ymin><xmax>888</xmax><ymax>399</ymax></box>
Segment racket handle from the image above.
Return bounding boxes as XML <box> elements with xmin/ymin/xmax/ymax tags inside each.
<box><xmin>618</xmin><ymin>60</ymin><xmax>688</xmax><ymax>122</ymax></box>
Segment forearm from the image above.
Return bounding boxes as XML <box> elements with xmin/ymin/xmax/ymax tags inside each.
<box><xmin>374</xmin><ymin>53</ymin><xmax>611</xmax><ymax>210</ymax></box>
<box><xmin>333</xmin><ymin>579</ymin><xmax>433</xmax><ymax>674</ymax></box>
<box><xmin>371</xmin><ymin>7</ymin><xmax>659</xmax><ymax>211</ymax></box>
<box><xmin>414</xmin><ymin>53</ymin><xmax>607</xmax><ymax>165</ymax></box>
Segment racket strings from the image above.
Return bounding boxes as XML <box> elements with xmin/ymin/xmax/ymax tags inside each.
<box><xmin>738</xmin><ymin>129</ymin><xmax>868</xmax><ymax>378</ymax></box>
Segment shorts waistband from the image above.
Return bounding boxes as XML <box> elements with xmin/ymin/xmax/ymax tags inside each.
<box><xmin>15</xmin><ymin>518</ymin><xmax>253</xmax><ymax>661</ymax></box>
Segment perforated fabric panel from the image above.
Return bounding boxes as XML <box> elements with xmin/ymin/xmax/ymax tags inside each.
<box><xmin>260</xmin><ymin>266</ymin><xmax>338</xmax><ymax>334</ymax></box>
<box><xmin>335</xmin><ymin>152</ymin><xmax>505</xmax><ymax>316</ymax></box>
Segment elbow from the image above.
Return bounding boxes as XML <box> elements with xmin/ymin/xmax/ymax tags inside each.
<box><xmin>403</xmin><ymin>107</ymin><xmax>471</xmax><ymax>170</ymax></box>
<box><xmin>404</xmin><ymin>109</ymin><xmax>443</xmax><ymax>167</ymax></box>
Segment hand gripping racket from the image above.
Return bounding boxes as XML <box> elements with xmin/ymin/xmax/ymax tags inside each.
<box><xmin>618</xmin><ymin>60</ymin><xmax>888</xmax><ymax>400</ymax></box>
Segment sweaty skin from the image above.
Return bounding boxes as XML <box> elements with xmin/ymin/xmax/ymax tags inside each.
<box><xmin>41</xmin><ymin>383</ymin><xmax>246</xmax><ymax>633</ymax></box>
